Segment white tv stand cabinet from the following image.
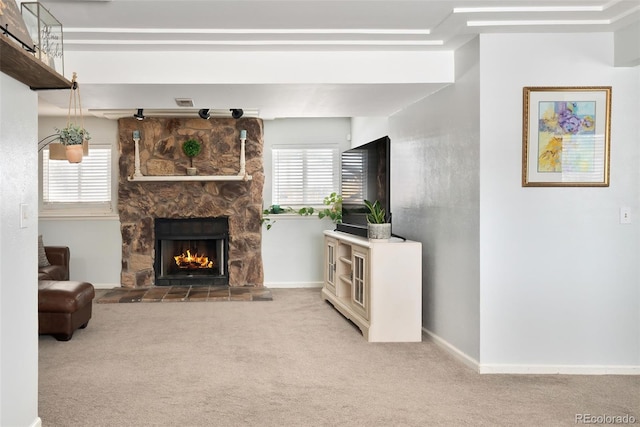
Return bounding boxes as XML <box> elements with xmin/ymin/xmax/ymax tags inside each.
<box><xmin>321</xmin><ymin>230</ymin><xmax>422</xmax><ymax>342</ymax></box>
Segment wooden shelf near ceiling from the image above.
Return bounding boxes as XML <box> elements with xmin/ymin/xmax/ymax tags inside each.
<box><xmin>0</xmin><ymin>35</ymin><xmax>71</xmax><ymax>90</ymax></box>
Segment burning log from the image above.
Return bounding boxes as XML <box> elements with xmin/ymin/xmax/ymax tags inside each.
<box><xmin>174</xmin><ymin>250</ymin><xmax>213</xmax><ymax>269</ymax></box>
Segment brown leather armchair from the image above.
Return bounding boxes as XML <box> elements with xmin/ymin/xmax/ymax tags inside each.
<box><xmin>38</xmin><ymin>246</ymin><xmax>94</xmax><ymax>341</ymax></box>
<box><xmin>39</xmin><ymin>246</ymin><xmax>70</xmax><ymax>281</ymax></box>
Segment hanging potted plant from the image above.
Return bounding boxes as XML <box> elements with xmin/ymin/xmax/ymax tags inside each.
<box><xmin>55</xmin><ymin>124</ymin><xmax>91</xmax><ymax>163</ymax></box>
<box><xmin>364</xmin><ymin>199</ymin><xmax>391</xmax><ymax>240</ymax></box>
<box><xmin>45</xmin><ymin>73</ymin><xmax>90</xmax><ymax>163</ymax></box>
<box><xmin>182</xmin><ymin>138</ymin><xmax>202</xmax><ymax>175</ymax></box>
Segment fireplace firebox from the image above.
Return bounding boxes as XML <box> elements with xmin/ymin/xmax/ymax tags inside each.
<box><xmin>154</xmin><ymin>218</ymin><xmax>229</xmax><ymax>286</ymax></box>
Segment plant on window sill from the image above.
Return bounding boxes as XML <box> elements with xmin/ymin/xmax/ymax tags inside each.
<box><xmin>261</xmin><ymin>192</ymin><xmax>342</xmax><ymax>230</ymax></box>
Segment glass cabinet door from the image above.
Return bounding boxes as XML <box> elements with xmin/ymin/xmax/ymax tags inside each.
<box><xmin>351</xmin><ymin>249</ymin><xmax>368</xmax><ymax>319</ymax></box>
<box><xmin>325</xmin><ymin>238</ymin><xmax>336</xmax><ymax>293</ymax></box>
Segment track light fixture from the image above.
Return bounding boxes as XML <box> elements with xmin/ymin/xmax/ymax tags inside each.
<box><xmin>198</xmin><ymin>108</ymin><xmax>211</xmax><ymax>120</ymax></box>
<box><xmin>230</xmin><ymin>109</ymin><xmax>244</xmax><ymax>119</ymax></box>
<box><xmin>133</xmin><ymin>108</ymin><xmax>145</xmax><ymax>121</ymax></box>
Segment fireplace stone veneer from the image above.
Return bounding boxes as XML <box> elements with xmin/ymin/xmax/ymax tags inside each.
<box><xmin>117</xmin><ymin>117</ymin><xmax>264</xmax><ymax>288</ymax></box>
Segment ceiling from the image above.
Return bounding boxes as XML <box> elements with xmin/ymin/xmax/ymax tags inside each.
<box><xmin>34</xmin><ymin>0</ymin><xmax>640</xmax><ymax>119</ymax></box>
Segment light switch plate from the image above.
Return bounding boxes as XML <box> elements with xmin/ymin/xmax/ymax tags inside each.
<box><xmin>620</xmin><ymin>207</ymin><xmax>631</xmax><ymax>224</ymax></box>
<box><xmin>20</xmin><ymin>203</ymin><xmax>28</xmax><ymax>228</ymax></box>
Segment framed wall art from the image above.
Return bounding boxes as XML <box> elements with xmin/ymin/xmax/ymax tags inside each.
<box><xmin>522</xmin><ymin>86</ymin><xmax>612</xmax><ymax>187</ymax></box>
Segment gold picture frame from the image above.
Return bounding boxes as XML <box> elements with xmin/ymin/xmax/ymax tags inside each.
<box><xmin>522</xmin><ymin>86</ymin><xmax>612</xmax><ymax>187</ymax></box>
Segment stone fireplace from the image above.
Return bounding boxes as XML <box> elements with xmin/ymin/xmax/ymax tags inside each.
<box><xmin>117</xmin><ymin>117</ymin><xmax>264</xmax><ymax>288</ymax></box>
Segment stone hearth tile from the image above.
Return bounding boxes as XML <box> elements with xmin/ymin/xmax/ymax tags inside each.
<box><xmin>162</xmin><ymin>287</ymin><xmax>189</xmax><ymax>302</ymax></box>
<box><xmin>118</xmin><ymin>289</ymin><xmax>148</xmax><ymax>303</ymax></box>
<box><xmin>96</xmin><ymin>289</ymin><xmax>129</xmax><ymax>304</ymax></box>
<box><xmin>187</xmin><ymin>288</ymin><xmax>209</xmax><ymax>301</ymax></box>
<box><xmin>229</xmin><ymin>287</ymin><xmax>252</xmax><ymax>301</ymax></box>
<box><xmin>249</xmin><ymin>287</ymin><xmax>273</xmax><ymax>301</ymax></box>
<box><xmin>208</xmin><ymin>287</ymin><xmax>230</xmax><ymax>301</ymax></box>
<box><xmin>96</xmin><ymin>285</ymin><xmax>272</xmax><ymax>303</ymax></box>
<box><xmin>142</xmin><ymin>287</ymin><xmax>169</xmax><ymax>302</ymax></box>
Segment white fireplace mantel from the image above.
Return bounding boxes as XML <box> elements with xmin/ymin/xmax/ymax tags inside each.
<box><xmin>128</xmin><ymin>135</ymin><xmax>251</xmax><ymax>182</ymax></box>
<box><xmin>127</xmin><ymin>175</ymin><xmax>252</xmax><ymax>182</ymax></box>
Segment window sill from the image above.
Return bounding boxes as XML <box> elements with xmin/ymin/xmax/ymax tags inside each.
<box><xmin>39</xmin><ymin>212</ymin><xmax>119</xmax><ymax>221</ymax></box>
<box><xmin>263</xmin><ymin>213</ymin><xmax>334</xmax><ymax>221</ymax></box>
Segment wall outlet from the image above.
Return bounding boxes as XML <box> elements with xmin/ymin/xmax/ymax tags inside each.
<box><xmin>620</xmin><ymin>207</ymin><xmax>631</xmax><ymax>224</ymax></box>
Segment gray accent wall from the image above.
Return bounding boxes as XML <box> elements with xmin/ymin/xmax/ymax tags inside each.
<box><xmin>359</xmin><ymin>31</ymin><xmax>639</xmax><ymax>371</ymax></box>
<box><xmin>390</xmin><ymin>38</ymin><xmax>481</xmax><ymax>361</ymax></box>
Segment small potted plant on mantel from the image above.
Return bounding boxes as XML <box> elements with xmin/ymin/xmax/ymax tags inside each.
<box><xmin>182</xmin><ymin>138</ymin><xmax>202</xmax><ymax>176</ymax></box>
<box><xmin>55</xmin><ymin>124</ymin><xmax>91</xmax><ymax>163</ymax></box>
<box><xmin>364</xmin><ymin>199</ymin><xmax>391</xmax><ymax>240</ymax></box>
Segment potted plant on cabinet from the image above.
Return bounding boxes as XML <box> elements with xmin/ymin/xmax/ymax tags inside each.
<box><xmin>54</xmin><ymin>124</ymin><xmax>91</xmax><ymax>163</ymax></box>
<box><xmin>364</xmin><ymin>199</ymin><xmax>391</xmax><ymax>240</ymax></box>
<box><xmin>182</xmin><ymin>138</ymin><xmax>202</xmax><ymax>175</ymax></box>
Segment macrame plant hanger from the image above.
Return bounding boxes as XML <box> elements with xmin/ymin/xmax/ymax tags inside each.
<box><xmin>67</xmin><ymin>72</ymin><xmax>89</xmax><ymax>157</ymax></box>
<box><xmin>47</xmin><ymin>72</ymin><xmax>89</xmax><ymax>161</ymax></box>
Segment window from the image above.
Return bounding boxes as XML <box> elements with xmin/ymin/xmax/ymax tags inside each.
<box><xmin>41</xmin><ymin>145</ymin><xmax>113</xmax><ymax>214</ymax></box>
<box><xmin>272</xmin><ymin>145</ymin><xmax>339</xmax><ymax>206</ymax></box>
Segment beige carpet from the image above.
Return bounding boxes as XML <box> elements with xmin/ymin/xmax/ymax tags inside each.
<box><xmin>39</xmin><ymin>288</ymin><xmax>639</xmax><ymax>426</ymax></box>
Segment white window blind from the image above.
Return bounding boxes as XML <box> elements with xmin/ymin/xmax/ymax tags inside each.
<box><xmin>42</xmin><ymin>147</ymin><xmax>112</xmax><ymax>211</ymax></box>
<box><xmin>340</xmin><ymin>149</ymin><xmax>367</xmax><ymax>204</ymax></box>
<box><xmin>272</xmin><ymin>145</ymin><xmax>339</xmax><ymax>206</ymax></box>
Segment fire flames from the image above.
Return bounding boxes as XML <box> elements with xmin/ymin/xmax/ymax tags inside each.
<box><xmin>174</xmin><ymin>250</ymin><xmax>214</xmax><ymax>269</ymax></box>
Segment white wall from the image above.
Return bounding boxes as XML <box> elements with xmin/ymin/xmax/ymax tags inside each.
<box><xmin>38</xmin><ymin>218</ymin><xmax>121</xmax><ymax>287</ymax></box>
<box><xmin>67</xmin><ymin>51</ymin><xmax>454</xmax><ymax>85</ymax></box>
<box><xmin>350</xmin><ymin>117</ymin><xmax>389</xmax><ymax>148</ymax></box>
<box><xmin>38</xmin><ymin>116</ymin><xmax>121</xmax><ymax>288</ymax></box>
<box><xmin>479</xmin><ymin>33</ymin><xmax>640</xmax><ymax>372</ymax></box>
<box><xmin>389</xmin><ymin>37</ymin><xmax>481</xmax><ymax>362</ymax></box>
<box><xmin>0</xmin><ymin>74</ymin><xmax>40</xmax><ymax>427</ymax></box>
<box><xmin>614</xmin><ymin>21</ymin><xmax>640</xmax><ymax>67</ymax></box>
<box><xmin>262</xmin><ymin>216</ymin><xmax>335</xmax><ymax>287</ymax></box>
<box><xmin>262</xmin><ymin>118</ymin><xmax>351</xmax><ymax>286</ymax></box>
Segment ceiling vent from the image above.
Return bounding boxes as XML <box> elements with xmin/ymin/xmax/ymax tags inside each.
<box><xmin>175</xmin><ymin>98</ymin><xmax>194</xmax><ymax>107</ymax></box>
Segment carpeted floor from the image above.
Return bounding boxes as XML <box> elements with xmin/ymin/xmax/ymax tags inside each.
<box><xmin>96</xmin><ymin>285</ymin><xmax>273</xmax><ymax>303</ymax></box>
<box><xmin>39</xmin><ymin>288</ymin><xmax>639</xmax><ymax>426</ymax></box>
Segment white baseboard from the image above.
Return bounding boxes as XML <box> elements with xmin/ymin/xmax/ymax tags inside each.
<box><xmin>422</xmin><ymin>327</ymin><xmax>480</xmax><ymax>372</ymax></box>
<box><xmin>479</xmin><ymin>364</ymin><xmax>640</xmax><ymax>375</ymax></box>
<box><xmin>30</xmin><ymin>417</ymin><xmax>42</xmax><ymax>427</ymax></box>
<box><xmin>265</xmin><ymin>281</ymin><xmax>323</xmax><ymax>289</ymax></box>
<box><xmin>422</xmin><ymin>328</ymin><xmax>640</xmax><ymax>375</ymax></box>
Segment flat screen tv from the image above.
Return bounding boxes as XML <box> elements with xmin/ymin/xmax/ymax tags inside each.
<box><xmin>336</xmin><ymin>136</ymin><xmax>391</xmax><ymax>237</ymax></box>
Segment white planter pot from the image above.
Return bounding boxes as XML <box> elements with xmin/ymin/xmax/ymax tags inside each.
<box><xmin>368</xmin><ymin>223</ymin><xmax>391</xmax><ymax>241</ymax></box>
<box><xmin>186</xmin><ymin>167</ymin><xmax>197</xmax><ymax>176</ymax></box>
